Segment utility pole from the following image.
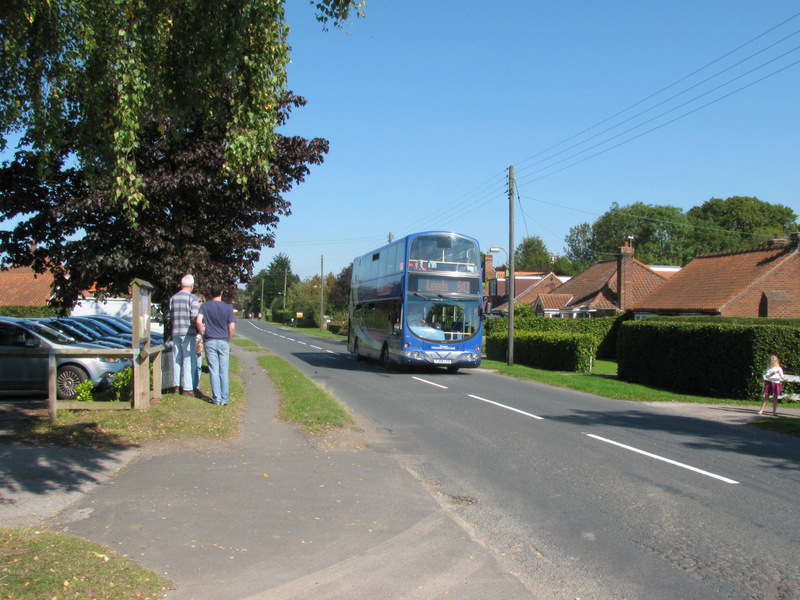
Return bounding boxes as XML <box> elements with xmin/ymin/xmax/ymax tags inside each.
<box><xmin>282</xmin><ymin>269</ymin><xmax>287</xmax><ymax>311</ymax></box>
<box><xmin>508</xmin><ymin>165</ymin><xmax>515</xmax><ymax>366</ymax></box>
<box><xmin>320</xmin><ymin>255</ymin><xmax>324</xmax><ymax>332</ymax></box>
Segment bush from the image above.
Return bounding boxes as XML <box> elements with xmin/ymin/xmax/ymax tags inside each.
<box><xmin>74</xmin><ymin>379</ymin><xmax>95</xmax><ymax>402</ymax></box>
<box><xmin>486</xmin><ymin>330</ymin><xmax>596</xmax><ymax>373</ymax></box>
<box><xmin>484</xmin><ymin>307</ymin><xmax>628</xmax><ymax>359</ymax></box>
<box><xmin>111</xmin><ymin>367</ymin><xmax>133</xmax><ymax>402</ymax></box>
<box><xmin>617</xmin><ymin>320</ymin><xmax>800</xmax><ymax>399</ymax></box>
<box><xmin>0</xmin><ymin>306</ymin><xmax>59</xmax><ymax>318</ymax></box>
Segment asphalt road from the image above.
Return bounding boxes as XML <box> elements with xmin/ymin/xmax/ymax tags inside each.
<box><xmin>239</xmin><ymin>321</ymin><xmax>800</xmax><ymax>600</ymax></box>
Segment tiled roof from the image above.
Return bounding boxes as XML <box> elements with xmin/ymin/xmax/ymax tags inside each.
<box><xmin>0</xmin><ymin>267</ymin><xmax>54</xmax><ymax>306</ymax></box>
<box><xmin>494</xmin><ymin>273</ymin><xmax>563</xmax><ymax>313</ymax></box>
<box><xmin>537</xmin><ymin>293</ymin><xmax>573</xmax><ymax>309</ymax></box>
<box><xmin>536</xmin><ymin>255</ymin><xmax>667</xmax><ymax>313</ymax></box>
<box><xmin>632</xmin><ymin>242</ymin><xmax>799</xmax><ymax>312</ymax></box>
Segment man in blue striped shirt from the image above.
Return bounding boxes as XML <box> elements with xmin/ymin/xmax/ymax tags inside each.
<box><xmin>169</xmin><ymin>274</ymin><xmax>200</xmax><ymax>396</ymax></box>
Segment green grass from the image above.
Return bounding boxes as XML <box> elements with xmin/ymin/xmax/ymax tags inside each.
<box><xmin>257</xmin><ymin>354</ymin><xmax>354</xmax><ymax>432</ymax></box>
<box><xmin>14</xmin><ymin>353</ymin><xmax>244</xmax><ymax>449</ymax></box>
<box><xmin>0</xmin><ymin>528</ymin><xmax>171</xmax><ymax>599</ymax></box>
<box><xmin>481</xmin><ymin>358</ymin><xmax>800</xmax><ymax>436</ymax></box>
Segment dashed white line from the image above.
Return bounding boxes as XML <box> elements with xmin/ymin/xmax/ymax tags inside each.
<box><xmin>468</xmin><ymin>395</ymin><xmax>544</xmax><ymax>420</ymax></box>
<box><xmin>585</xmin><ymin>434</ymin><xmax>739</xmax><ymax>484</ymax></box>
<box><xmin>412</xmin><ymin>376</ymin><xmax>448</xmax><ymax>389</ymax></box>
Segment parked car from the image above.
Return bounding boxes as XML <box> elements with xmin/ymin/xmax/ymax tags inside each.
<box><xmin>37</xmin><ymin>317</ymin><xmax>130</xmax><ymax>349</ymax></box>
<box><xmin>66</xmin><ymin>316</ymin><xmax>134</xmax><ymax>345</ymax></box>
<box><xmin>88</xmin><ymin>314</ymin><xmax>164</xmax><ymax>344</ymax></box>
<box><xmin>0</xmin><ymin>317</ymin><xmax>130</xmax><ymax>399</ymax></box>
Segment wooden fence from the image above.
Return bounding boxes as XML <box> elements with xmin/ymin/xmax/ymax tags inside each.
<box><xmin>0</xmin><ymin>344</ymin><xmax>168</xmax><ymax>421</ymax></box>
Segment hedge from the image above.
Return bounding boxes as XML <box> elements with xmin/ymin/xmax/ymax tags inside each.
<box><xmin>617</xmin><ymin>320</ymin><xmax>800</xmax><ymax>400</ymax></box>
<box><xmin>484</xmin><ymin>307</ymin><xmax>628</xmax><ymax>359</ymax></box>
<box><xmin>0</xmin><ymin>306</ymin><xmax>59</xmax><ymax>318</ymax></box>
<box><xmin>486</xmin><ymin>330</ymin><xmax>596</xmax><ymax>373</ymax></box>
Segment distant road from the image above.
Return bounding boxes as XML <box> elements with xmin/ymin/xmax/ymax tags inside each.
<box><xmin>239</xmin><ymin>321</ymin><xmax>800</xmax><ymax>600</ymax></box>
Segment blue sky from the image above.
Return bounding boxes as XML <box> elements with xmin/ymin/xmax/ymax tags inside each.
<box><xmin>264</xmin><ymin>0</ymin><xmax>800</xmax><ymax>279</ymax></box>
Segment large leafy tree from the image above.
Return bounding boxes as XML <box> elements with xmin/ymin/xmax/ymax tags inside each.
<box><xmin>687</xmin><ymin>196</ymin><xmax>797</xmax><ymax>250</ymax></box>
<box><xmin>514</xmin><ymin>236</ymin><xmax>553</xmax><ymax>272</ymax></box>
<box><xmin>0</xmin><ymin>0</ymin><xmax>363</xmax><ymax>219</ymax></box>
<box><xmin>565</xmin><ymin>198</ymin><xmax>798</xmax><ymax>268</ymax></box>
<box><xmin>0</xmin><ymin>1</ymin><xmax>363</xmax><ymax>312</ymax></box>
<box><xmin>589</xmin><ymin>202</ymin><xmax>694</xmax><ymax>265</ymax></box>
<box><xmin>0</xmin><ymin>93</ymin><xmax>326</xmax><ymax>313</ymax></box>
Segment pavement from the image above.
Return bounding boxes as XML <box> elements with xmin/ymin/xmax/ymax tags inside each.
<box><xmin>0</xmin><ymin>346</ymin><xmax>534</xmax><ymax>599</ymax></box>
<box><xmin>1</xmin><ymin>347</ymin><xmax>799</xmax><ymax>599</ymax></box>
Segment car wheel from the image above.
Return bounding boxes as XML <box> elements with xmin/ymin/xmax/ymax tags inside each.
<box><xmin>57</xmin><ymin>365</ymin><xmax>88</xmax><ymax>399</ymax></box>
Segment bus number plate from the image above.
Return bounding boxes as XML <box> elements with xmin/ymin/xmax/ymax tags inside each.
<box><xmin>433</xmin><ymin>359</ymin><xmax>452</xmax><ymax>364</ymax></box>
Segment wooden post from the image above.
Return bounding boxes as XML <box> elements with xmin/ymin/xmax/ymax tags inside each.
<box><xmin>130</xmin><ymin>278</ymin><xmax>155</xmax><ymax>409</ymax></box>
<box><xmin>48</xmin><ymin>351</ymin><xmax>57</xmax><ymax>421</ymax></box>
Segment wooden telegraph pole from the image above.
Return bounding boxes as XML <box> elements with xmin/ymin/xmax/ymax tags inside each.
<box><xmin>508</xmin><ymin>165</ymin><xmax>515</xmax><ymax>366</ymax></box>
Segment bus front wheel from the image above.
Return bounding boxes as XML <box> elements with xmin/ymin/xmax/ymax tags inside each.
<box><xmin>352</xmin><ymin>340</ymin><xmax>361</xmax><ymax>361</ymax></box>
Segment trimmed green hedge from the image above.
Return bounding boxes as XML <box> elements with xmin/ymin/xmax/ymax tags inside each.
<box><xmin>617</xmin><ymin>320</ymin><xmax>800</xmax><ymax>400</ymax></box>
<box><xmin>484</xmin><ymin>307</ymin><xmax>628</xmax><ymax>359</ymax></box>
<box><xmin>486</xmin><ymin>330</ymin><xmax>596</xmax><ymax>373</ymax></box>
<box><xmin>0</xmin><ymin>306</ymin><xmax>58</xmax><ymax>318</ymax></box>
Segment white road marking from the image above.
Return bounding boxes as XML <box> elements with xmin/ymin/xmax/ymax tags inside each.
<box><xmin>585</xmin><ymin>434</ymin><xmax>740</xmax><ymax>484</ymax></box>
<box><xmin>412</xmin><ymin>376</ymin><xmax>448</xmax><ymax>389</ymax></box>
<box><xmin>468</xmin><ymin>395</ymin><xmax>544</xmax><ymax>420</ymax></box>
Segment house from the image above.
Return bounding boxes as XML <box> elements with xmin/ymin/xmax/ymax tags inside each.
<box><xmin>0</xmin><ymin>267</ymin><xmax>54</xmax><ymax>307</ymax></box>
<box><xmin>482</xmin><ymin>253</ymin><xmax>569</xmax><ymax>315</ymax></box>
<box><xmin>631</xmin><ymin>234</ymin><xmax>800</xmax><ymax>318</ymax></box>
<box><xmin>534</xmin><ymin>242</ymin><xmax>668</xmax><ymax>318</ymax></box>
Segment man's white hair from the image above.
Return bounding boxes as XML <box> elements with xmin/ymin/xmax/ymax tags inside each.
<box><xmin>181</xmin><ymin>274</ymin><xmax>195</xmax><ymax>288</ymax></box>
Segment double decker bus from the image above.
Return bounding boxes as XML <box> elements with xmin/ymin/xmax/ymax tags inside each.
<box><xmin>348</xmin><ymin>232</ymin><xmax>482</xmax><ymax>371</ymax></box>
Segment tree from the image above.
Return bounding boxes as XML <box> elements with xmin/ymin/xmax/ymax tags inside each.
<box><xmin>687</xmin><ymin>196</ymin><xmax>797</xmax><ymax>249</ymax></box>
<box><xmin>589</xmin><ymin>202</ymin><xmax>695</xmax><ymax>265</ymax></box>
<box><xmin>0</xmin><ymin>94</ymin><xmax>326</xmax><ymax>314</ymax></box>
<box><xmin>0</xmin><ymin>0</ymin><xmax>364</xmax><ymax>220</ymax></box>
<box><xmin>242</xmin><ymin>253</ymin><xmax>299</xmax><ymax>318</ymax></box>
<box><xmin>563</xmin><ymin>222</ymin><xmax>595</xmax><ymax>268</ymax></box>
<box><xmin>514</xmin><ymin>236</ymin><xmax>553</xmax><ymax>272</ymax></box>
<box><xmin>327</xmin><ymin>263</ymin><xmax>352</xmax><ymax>317</ymax></box>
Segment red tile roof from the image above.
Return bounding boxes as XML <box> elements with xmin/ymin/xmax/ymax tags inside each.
<box><xmin>632</xmin><ymin>242</ymin><xmax>800</xmax><ymax>313</ymax></box>
<box><xmin>0</xmin><ymin>267</ymin><xmax>55</xmax><ymax>306</ymax></box>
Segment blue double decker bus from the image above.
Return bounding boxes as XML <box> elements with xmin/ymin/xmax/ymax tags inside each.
<box><xmin>348</xmin><ymin>232</ymin><xmax>482</xmax><ymax>371</ymax></box>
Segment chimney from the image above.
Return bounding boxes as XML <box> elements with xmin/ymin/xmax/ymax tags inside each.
<box><xmin>617</xmin><ymin>241</ymin><xmax>635</xmax><ymax>309</ymax></box>
<box><xmin>484</xmin><ymin>252</ymin><xmax>496</xmax><ymax>280</ymax></box>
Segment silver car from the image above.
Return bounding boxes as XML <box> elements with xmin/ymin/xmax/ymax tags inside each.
<box><xmin>0</xmin><ymin>317</ymin><xmax>131</xmax><ymax>399</ymax></box>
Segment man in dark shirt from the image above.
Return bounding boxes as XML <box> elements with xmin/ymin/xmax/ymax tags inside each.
<box><xmin>196</xmin><ymin>287</ymin><xmax>236</xmax><ymax>405</ymax></box>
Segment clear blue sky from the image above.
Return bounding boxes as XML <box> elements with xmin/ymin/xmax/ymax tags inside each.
<box><xmin>262</xmin><ymin>0</ymin><xmax>800</xmax><ymax>280</ymax></box>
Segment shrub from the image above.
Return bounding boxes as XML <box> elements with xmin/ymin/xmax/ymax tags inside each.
<box><xmin>111</xmin><ymin>367</ymin><xmax>133</xmax><ymax>402</ymax></box>
<box><xmin>0</xmin><ymin>306</ymin><xmax>59</xmax><ymax>318</ymax></box>
<box><xmin>74</xmin><ymin>379</ymin><xmax>95</xmax><ymax>402</ymax></box>
<box><xmin>484</xmin><ymin>307</ymin><xmax>627</xmax><ymax>359</ymax></box>
<box><xmin>486</xmin><ymin>330</ymin><xmax>596</xmax><ymax>373</ymax></box>
<box><xmin>617</xmin><ymin>320</ymin><xmax>800</xmax><ymax>399</ymax></box>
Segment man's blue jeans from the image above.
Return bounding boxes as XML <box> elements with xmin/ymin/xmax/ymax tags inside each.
<box><xmin>172</xmin><ymin>332</ymin><xmax>197</xmax><ymax>392</ymax></box>
<box><xmin>204</xmin><ymin>338</ymin><xmax>230</xmax><ymax>405</ymax></box>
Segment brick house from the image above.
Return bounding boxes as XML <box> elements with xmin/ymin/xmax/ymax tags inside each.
<box><xmin>631</xmin><ymin>235</ymin><xmax>800</xmax><ymax>318</ymax></box>
<box><xmin>534</xmin><ymin>242</ymin><xmax>669</xmax><ymax>318</ymax></box>
<box><xmin>482</xmin><ymin>253</ymin><xmax>569</xmax><ymax>316</ymax></box>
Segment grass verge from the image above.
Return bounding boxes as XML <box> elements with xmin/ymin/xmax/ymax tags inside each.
<box><xmin>13</xmin><ymin>353</ymin><xmax>243</xmax><ymax>449</ymax></box>
<box><xmin>257</xmin><ymin>354</ymin><xmax>354</xmax><ymax>432</ymax></box>
<box><xmin>481</xmin><ymin>358</ymin><xmax>800</xmax><ymax>436</ymax></box>
<box><xmin>0</xmin><ymin>528</ymin><xmax>171</xmax><ymax>599</ymax></box>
